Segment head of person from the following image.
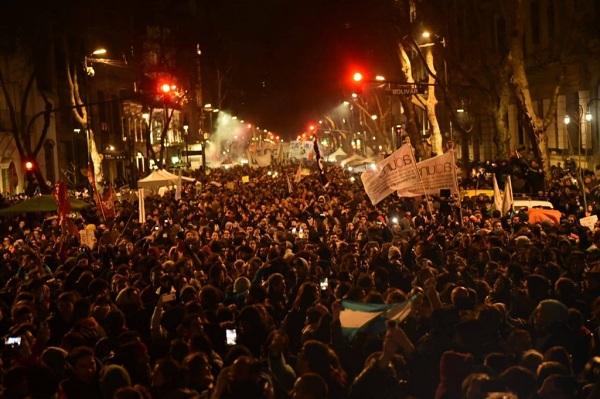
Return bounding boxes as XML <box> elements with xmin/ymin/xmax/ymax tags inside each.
<box><xmin>296</xmin><ymin>340</ymin><xmax>346</xmax><ymax>383</ymax></box>
<box><xmin>290</xmin><ymin>373</ymin><xmax>328</xmax><ymax>399</ymax></box>
<box><xmin>67</xmin><ymin>346</ymin><xmax>97</xmax><ymax>385</ymax></box>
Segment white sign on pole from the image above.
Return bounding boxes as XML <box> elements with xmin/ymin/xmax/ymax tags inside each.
<box><xmin>360</xmin><ymin>145</ymin><xmax>419</xmax><ymax>205</ymax></box>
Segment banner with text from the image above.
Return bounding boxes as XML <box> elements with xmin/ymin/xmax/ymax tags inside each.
<box><xmin>360</xmin><ymin>145</ymin><xmax>419</xmax><ymax>205</ymax></box>
<box><xmin>398</xmin><ymin>150</ymin><xmax>458</xmax><ymax>197</ymax></box>
<box><xmin>289</xmin><ymin>141</ymin><xmax>315</xmax><ymax>160</ymax></box>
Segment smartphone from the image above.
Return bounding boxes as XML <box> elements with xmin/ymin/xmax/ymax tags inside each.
<box><xmin>162</xmin><ymin>293</ymin><xmax>176</xmax><ymax>303</ymax></box>
<box><xmin>319</xmin><ymin>278</ymin><xmax>328</xmax><ymax>291</ymax></box>
<box><xmin>226</xmin><ymin>329</ymin><xmax>237</xmax><ymax>346</ymax></box>
<box><xmin>5</xmin><ymin>337</ymin><xmax>21</xmax><ymax>347</ymax></box>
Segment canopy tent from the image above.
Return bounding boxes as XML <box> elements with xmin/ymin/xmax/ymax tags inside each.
<box><xmin>0</xmin><ymin>195</ymin><xmax>90</xmax><ymax>215</ymax></box>
<box><xmin>325</xmin><ymin>147</ymin><xmax>348</xmax><ymax>162</ymax></box>
<box><xmin>137</xmin><ymin>170</ymin><xmax>195</xmax><ymax>189</ymax></box>
<box><xmin>349</xmin><ymin>154</ymin><xmax>384</xmax><ymax>167</ymax></box>
<box><xmin>339</xmin><ymin>154</ymin><xmax>365</xmax><ymax>167</ymax></box>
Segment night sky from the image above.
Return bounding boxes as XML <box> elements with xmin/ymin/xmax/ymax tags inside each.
<box><xmin>205</xmin><ymin>0</ymin><xmax>391</xmax><ymax>137</ymax></box>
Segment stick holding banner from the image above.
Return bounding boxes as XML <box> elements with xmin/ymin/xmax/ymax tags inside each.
<box><xmin>138</xmin><ymin>188</ymin><xmax>145</xmax><ymax>223</ymax></box>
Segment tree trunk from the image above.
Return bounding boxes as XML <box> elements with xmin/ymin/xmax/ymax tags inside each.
<box><xmin>507</xmin><ymin>0</ymin><xmax>562</xmax><ymax>180</ymax></box>
<box><xmin>423</xmin><ymin>47</ymin><xmax>444</xmax><ymax>156</ymax></box>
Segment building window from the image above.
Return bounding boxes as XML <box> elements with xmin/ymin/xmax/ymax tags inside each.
<box><xmin>531</xmin><ymin>0</ymin><xmax>541</xmax><ymax>45</ymax></box>
<box><xmin>547</xmin><ymin>1</ymin><xmax>555</xmax><ymax>39</ymax></box>
<box><xmin>495</xmin><ymin>16</ymin><xmax>507</xmax><ymax>55</ymax></box>
<box><xmin>44</xmin><ymin>140</ymin><xmax>56</xmax><ymax>184</ymax></box>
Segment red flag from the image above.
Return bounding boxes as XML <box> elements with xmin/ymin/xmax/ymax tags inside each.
<box><xmin>87</xmin><ymin>165</ymin><xmax>106</xmax><ymax>220</ymax></box>
<box><xmin>52</xmin><ymin>181</ymin><xmax>72</xmax><ymax>218</ymax></box>
<box><xmin>101</xmin><ymin>186</ymin><xmax>115</xmax><ymax>219</ymax></box>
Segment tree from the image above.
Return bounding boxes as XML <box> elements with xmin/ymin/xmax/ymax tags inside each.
<box><xmin>0</xmin><ymin>2</ymin><xmax>55</xmax><ymax>195</ymax></box>
<box><xmin>0</xmin><ymin>66</ymin><xmax>53</xmax><ymax>194</ymax></box>
<box><xmin>506</xmin><ymin>0</ymin><xmax>570</xmax><ymax>180</ymax></box>
<box><xmin>64</xmin><ymin>43</ymin><xmax>105</xmax><ymax>187</ymax></box>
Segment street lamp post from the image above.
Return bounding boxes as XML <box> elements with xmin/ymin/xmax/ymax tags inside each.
<box><xmin>564</xmin><ymin>104</ymin><xmax>587</xmax><ymax>212</ymax></box>
<box><xmin>422</xmin><ymin>31</ymin><xmax>452</xmax><ymax>141</ymax></box>
<box><xmin>142</xmin><ymin>105</ymin><xmax>151</xmax><ymax>171</ymax></box>
<box><xmin>586</xmin><ymin>98</ymin><xmax>600</xmax><ymax>171</ymax></box>
<box><xmin>183</xmin><ymin>117</ymin><xmax>189</xmax><ymax>167</ymax></box>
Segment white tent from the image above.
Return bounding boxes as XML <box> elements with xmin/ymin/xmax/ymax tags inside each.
<box><xmin>137</xmin><ymin>170</ymin><xmax>195</xmax><ymax>189</ymax></box>
<box><xmin>350</xmin><ymin>154</ymin><xmax>384</xmax><ymax>167</ymax></box>
<box><xmin>339</xmin><ymin>153</ymin><xmax>365</xmax><ymax>167</ymax></box>
<box><xmin>325</xmin><ymin>147</ymin><xmax>348</xmax><ymax>162</ymax></box>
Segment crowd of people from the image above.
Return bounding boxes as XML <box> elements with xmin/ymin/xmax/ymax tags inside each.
<box><xmin>0</xmin><ymin>161</ymin><xmax>598</xmax><ymax>398</ymax></box>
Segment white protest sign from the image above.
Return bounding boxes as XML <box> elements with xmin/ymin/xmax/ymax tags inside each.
<box><xmin>398</xmin><ymin>150</ymin><xmax>458</xmax><ymax>197</ymax></box>
<box><xmin>580</xmin><ymin>215</ymin><xmax>598</xmax><ymax>231</ymax></box>
<box><xmin>360</xmin><ymin>145</ymin><xmax>419</xmax><ymax>205</ymax></box>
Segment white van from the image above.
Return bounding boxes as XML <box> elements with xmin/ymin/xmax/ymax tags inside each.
<box><xmin>513</xmin><ymin>199</ymin><xmax>554</xmax><ymax>212</ymax></box>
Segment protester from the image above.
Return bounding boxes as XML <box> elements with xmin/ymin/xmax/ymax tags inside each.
<box><xmin>0</xmin><ymin>158</ymin><xmax>597</xmax><ymax>398</ymax></box>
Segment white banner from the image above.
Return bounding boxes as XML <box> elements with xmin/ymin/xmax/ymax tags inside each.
<box><xmin>254</xmin><ymin>151</ymin><xmax>272</xmax><ymax>167</ymax></box>
<box><xmin>360</xmin><ymin>145</ymin><xmax>419</xmax><ymax>205</ymax></box>
<box><xmin>397</xmin><ymin>151</ymin><xmax>458</xmax><ymax>197</ymax></box>
<box><xmin>289</xmin><ymin>141</ymin><xmax>315</xmax><ymax>160</ymax></box>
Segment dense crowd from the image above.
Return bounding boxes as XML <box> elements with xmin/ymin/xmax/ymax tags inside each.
<box><xmin>0</xmin><ymin>161</ymin><xmax>598</xmax><ymax>399</ymax></box>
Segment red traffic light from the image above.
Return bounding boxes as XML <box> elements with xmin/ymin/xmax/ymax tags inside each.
<box><xmin>353</xmin><ymin>72</ymin><xmax>363</xmax><ymax>82</ymax></box>
<box><xmin>160</xmin><ymin>83</ymin><xmax>171</xmax><ymax>93</ymax></box>
<box><xmin>24</xmin><ymin>161</ymin><xmax>34</xmax><ymax>171</ymax></box>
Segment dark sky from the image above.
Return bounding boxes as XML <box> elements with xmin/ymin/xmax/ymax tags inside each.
<box><xmin>206</xmin><ymin>0</ymin><xmax>391</xmax><ymax>138</ymax></box>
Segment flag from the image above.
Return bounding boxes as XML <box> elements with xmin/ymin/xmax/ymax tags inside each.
<box><xmin>360</xmin><ymin>144</ymin><xmax>419</xmax><ymax>205</ymax></box>
<box><xmin>340</xmin><ymin>292</ymin><xmax>420</xmax><ymax>340</ymax></box>
<box><xmin>287</xmin><ymin>174</ymin><xmax>293</xmax><ymax>194</ymax></box>
<box><xmin>502</xmin><ymin>175</ymin><xmax>514</xmax><ymax>217</ymax></box>
<box><xmin>101</xmin><ymin>185</ymin><xmax>115</xmax><ymax>219</ymax></box>
<box><xmin>138</xmin><ymin>188</ymin><xmax>146</xmax><ymax>223</ymax></box>
<box><xmin>277</xmin><ymin>141</ymin><xmax>284</xmax><ymax>164</ymax></box>
<box><xmin>87</xmin><ymin>165</ymin><xmax>106</xmax><ymax>220</ymax></box>
<box><xmin>294</xmin><ymin>162</ymin><xmax>302</xmax><ymax>183</ymax></box>
<box><xmin>175</xmin><ymin>169</ymin><xmax>182</xmax><ymax>200</ymax></box>
<box><xmin>313</xmin><ymin>137</ymin><xmax>327</xmax><ymax>184</ymax></box>
<box><xmin>52</xmin><ymin>181</ymin><xmax>72</xmax><ymax>235</ymax></box>
<box><xmin>493</xmin><ymin>174</ymin><xmax>503</xmax><ymax>215</ymax></box>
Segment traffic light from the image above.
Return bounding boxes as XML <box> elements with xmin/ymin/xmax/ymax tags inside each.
<box><xmin>160</xmin><ymin>83</ymin><xmax>171</xmax><ymax>94</ymax></box>
<box><xmin>395</xmin><ymin>124</ymin><xmax>404</xmax><ymax>137</ymax></box>
<box><xmin>350</xmin><ymin>71</ymin><xmax>364</xmax><ymax>95</ymax></box>
<box><xmin>24</xmin><ymin>160</ymin><xmax>34</xmax><ymax>171</ymax></box>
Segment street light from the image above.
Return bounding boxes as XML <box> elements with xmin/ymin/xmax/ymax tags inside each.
<box><xmin>183</xmin><ymin>116</ymin><xmax>189</xmax><ymax>166</ymax></box>
<box><xmin>424</xmin><ymin>31</ymin><xmax>451</xmax><ymax>141</ymax></box>
<box><xmin>564</xmin><ymin>104</ymin><xmax>587</xmax><ymax>211</ymax></box>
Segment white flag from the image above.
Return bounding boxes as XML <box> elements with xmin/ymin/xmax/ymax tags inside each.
<box><xmin>294</xmin><ymin>163</ymin><xmax>302</xmax><ymax>183</ymax></box>
<box><xmin>360</xmin><ymin>145</ymin><xmax>419</xmax><ymax>205</ymax></box>
<box><xmin>287</xmin><ymin>175</ymin><xmax>293</xmax><ymax>194</ymax></box>
<box><xmin>175</xmin><ymin>170</ymin><xmax>182</xmax><ymax>200</ymax></box>
<box><xmin>397</xmin><ymin>151</ymin><xmax>458</xmax><ymax>197</ymax></box>
<box><xmin>502</xmin><ymin>175</ymin><xmax>514</xmax><ymax>216</ymax></box>
<box><xmin>492</xmin><ymin>174</ymin><xmax>503</xmax><ymax>215</ymax></box>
